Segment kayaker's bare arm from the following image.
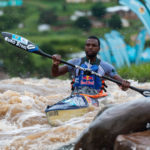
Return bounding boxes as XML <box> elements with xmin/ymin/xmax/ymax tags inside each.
<box><xmin>113</xmin><ymin>74</ymin><xmax>130</xmax><ymax>91</ymax></box>
<box><xmin>51</xmin><ymin>54</ymin><xmax>68</xmax><ymax>77</ymax></box>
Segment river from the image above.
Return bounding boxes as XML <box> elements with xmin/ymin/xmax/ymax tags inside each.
<box><xmin>0</xmin><ymin>77</ymin><xmax>149</xmax><ymax>150</ymax></box>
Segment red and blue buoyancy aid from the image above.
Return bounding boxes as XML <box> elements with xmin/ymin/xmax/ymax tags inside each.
<box><xmin>72</xmin><ymin>57</ymin><xmax>103</xmax><ymax>91</ymax></box>
<box><xmin>73</xmin><ymin>63</ymin><xmax>102</xmax><ymax>90</ymax></box>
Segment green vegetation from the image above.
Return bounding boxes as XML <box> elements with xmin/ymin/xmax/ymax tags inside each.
<box><xmin>108</xmin><ymin>14</ymin><xmax>122</xmax><ymax>29</ymax></box>
<box><xmin>118</xmin><ymin>63</ymin><xmax>150</xmax><ymax>82</ymax></box>
<box><xmin>38</xmin><ymin>9</ymin><xmax>58</xmax><ymax>25</ymax></box>
<box><xmin>91</xmin><ymin>2</ymin><xmax>106</xmax><ymax>19</ymax></box>
<box><xmin>0</xmin><ymin>0</ymin><xmax>148</xmax><ymax>81</ymax></box>
<box><xmin>74</xmin><ymin>16</ymin><xmax>92</xmax><ymax>31</ymax></box>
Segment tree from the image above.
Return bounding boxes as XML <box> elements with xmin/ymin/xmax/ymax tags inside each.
<box><xmin>74</xmin><ymin>17</ymin><xmax>91</xmax><ymax>31</ymax></box>
<box><xmin>108</xmin><ymin>14</ymin><xmax>122</xmax><ymax>29</ymax></box>
<box><xmin>91</xmin><ymin>2</ymin><xmax>106</xmax><ymax>19</ymax></box>
<box><xmin>0</xmin><ymin>6</ymin><xmax>26</xmax><ymax>30</ymax></box>
<box><xmin>38</xmin><ymin>9</ymin><xmax>58</xmax><ymax>25</ymax></box>
<box><xmin>0</xmin><ymin>41</ymin><xmax>34</xmax><ymax>77</ymax></box>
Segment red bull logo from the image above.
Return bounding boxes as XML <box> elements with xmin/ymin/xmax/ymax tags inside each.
<box><xmin>82</xmin><ymin>75</ymin><xmax>93</xmax><ymax>80</ymax></box>
<box><xmin>81</xmin><ymin>75</ymin><xmax>94</xmax><ymax>85</ymax></box>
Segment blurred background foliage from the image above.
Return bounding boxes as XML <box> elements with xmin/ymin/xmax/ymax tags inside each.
<box><xmin>0</xmin><ymin>0</ymin><xmax>149</xmax><ymax>81</ymax></box>
<box><xmin>118</xmin><ymin>63</ymin><xmax>150</xmax><ymax>82</ymax></box>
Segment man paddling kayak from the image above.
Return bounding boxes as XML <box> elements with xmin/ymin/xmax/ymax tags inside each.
<box><xmin>52</xmin><ymin>36</ymin><xmax>130</xmax><ymax>98</ymax></box>
<box><xmin>2</xmin><ymin>32</ymin><xmax>149</xmax><ymax>126</ymax></box>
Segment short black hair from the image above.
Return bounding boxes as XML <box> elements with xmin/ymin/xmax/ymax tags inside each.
<box><xmin>88</xmin><ymin>36</ymin><xmax>100</xmax><ymax>47</ymax></box>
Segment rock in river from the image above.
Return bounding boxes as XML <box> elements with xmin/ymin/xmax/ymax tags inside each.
<box><xmin>74</xmin><ymin>98</ymin><xmax>150</xmax><ymax>150</ymax></box>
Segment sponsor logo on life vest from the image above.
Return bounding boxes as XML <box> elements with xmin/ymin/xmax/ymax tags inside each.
<box><xmin>81</xmin><ymin>75</ymin><xmax>94</xmax><ymax>85</ymax></box>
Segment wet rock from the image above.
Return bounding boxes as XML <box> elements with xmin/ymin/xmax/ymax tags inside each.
<box><xmin>114</xmin><ymin>130</ymin><xmax>150</xmax><ymax>150</ymax></box>
<box><xmin>74</xmin><ymin>98</ymin><xmax>150</xmax><ymax>150</ymax></box>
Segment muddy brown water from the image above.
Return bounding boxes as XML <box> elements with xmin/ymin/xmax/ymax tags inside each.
<box><xmin>0</xmin><ymin>78</ymin><xmax>149</xmax><ymax>150</ymax></box>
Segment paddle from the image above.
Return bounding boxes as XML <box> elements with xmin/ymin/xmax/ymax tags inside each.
<box><xmin>1</xmin><ymin>32</ymin><xmax>150</xmax><ymax>97</ymax></box>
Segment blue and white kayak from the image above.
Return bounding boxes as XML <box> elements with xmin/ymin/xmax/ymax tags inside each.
<box><xmin>45</xmin><ymin>94</ymin><xmax>108</xmax><ymax>126</ymax></box>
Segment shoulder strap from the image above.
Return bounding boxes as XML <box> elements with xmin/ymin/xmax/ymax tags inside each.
<box><xmin>77</xmin><ymin>57</ymin><xmax>85</xmax><ymax>76</ymax></box>
<box><xmin>80</xmin><ymin>57</ymin><xmax>86</xmax><ymax>66</ymax></box>
<box><xmin>95</xmin><ymin>57</ymin><xmax>101</xmax><ymax>65</ymax></box>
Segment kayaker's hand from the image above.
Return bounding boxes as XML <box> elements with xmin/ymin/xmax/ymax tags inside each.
<box><xmin>120</xmin><ymin>80</ymin><xmax>130</xmax><ymax>91</ymax></box>
<box><xmin>52</xmin><ymin>54</ymin><xmax>61</xmax><ymax>66</ymax></box>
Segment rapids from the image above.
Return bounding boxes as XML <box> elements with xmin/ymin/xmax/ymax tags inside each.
<box><xmin>0</xmin><ymin>77</ymin><xmax>149</xmax><ymax>150</ymax></box>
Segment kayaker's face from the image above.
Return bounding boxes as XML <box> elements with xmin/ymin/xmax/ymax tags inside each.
<box><xmin>85</xmin><ymin>39</ymin><xmax>100</xmax><ymax>58</ymax></box>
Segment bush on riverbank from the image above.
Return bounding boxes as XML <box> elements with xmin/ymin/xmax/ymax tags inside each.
<box><xmin>118</xmin><ymin>63</ymin><xmax>150</xmax><ymax>82</ymax></box>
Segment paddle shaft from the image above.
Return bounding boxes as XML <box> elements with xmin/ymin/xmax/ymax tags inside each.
<box><xmin>36</xmin><ymin>49</ymin><xmax>148</xmax><ymax>97</ymax></box>
<box><xmin>102</xmin><ymin>75</ymin><xmax>142</xmax><ymax>92</ymax></box>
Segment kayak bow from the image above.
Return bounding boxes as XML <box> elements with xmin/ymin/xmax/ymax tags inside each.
<box><xmin>45</xmin><ymin>94</ymin><xmax>108</xmax><ymax>126</ymax></box>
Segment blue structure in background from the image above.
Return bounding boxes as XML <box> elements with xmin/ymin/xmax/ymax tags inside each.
<box><xmin>99</xmin><ymin>0</ymin><xmax>150</xmax><ymax>68</ymax></box>
<box><xmin>135</xmin><ymin>29</ymin><xmax>147</xmax><ymax>64</ymax></box>
<box><xmin>141</xmin><ymin>47</ymin><xmax>150</xmax><ymax>62</ymax></box>
<box><xmin>144</xmin><ymin>0</ymin><xmax>150</xmax><ymax>11</ymax></box>
<box><xmin>0</xmin><ymin>0</ymin><xmax>22</xmax><ymax>7</ymax></box>
<box><xmin>119</xmin><ymin>0</ymin><xmax>150</xmax><ymax>35</ymax></box>
<box><xmin>99</xmin><ymin>29</ymin><xmax>149</xmax><ymax>67</ymax></box>
<box><xmin>99</xmin><ymin>38</ymin><xmax>112</xmax><ymax>64</ymax></box>
<box><xmin>126</xmin><ymin>44</ymin><xmax>136</xmax><ymax>63</ymax></box>
<box><xmin>110</xmin><ymin>30</ymin><xmax>130</xmax><ymax>67</ymax></box>
<box><xmin>105</xmin><ymin>33</ymin><xmax>124</xmax><ymax>68</ymax></box>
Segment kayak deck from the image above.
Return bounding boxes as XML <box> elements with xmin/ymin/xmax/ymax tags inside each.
<box><xmin>45</xmin><ymin>94</ymin><xmax>108</xmax><ymax>126</ymax></box>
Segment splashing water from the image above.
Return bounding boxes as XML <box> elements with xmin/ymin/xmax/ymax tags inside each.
<box><xmin>0</xmin><ymin>77</ymin><xmax>149</xmax><ymax>150</ymax></box>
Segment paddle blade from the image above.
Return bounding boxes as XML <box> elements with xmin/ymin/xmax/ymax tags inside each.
<box><xmin>130</xmin><ymin>86</ymin><xmax>150</xmax><ymax>97</ymax></box>
<box><xmin>1</xmin><ymin>32</ymin><xmax>39</xmax><ymax>53</ymax></box>
<box><xmin>141</xmin><ymin>90</ymin><xmax>150</xmax><ymax>97</ymax></box>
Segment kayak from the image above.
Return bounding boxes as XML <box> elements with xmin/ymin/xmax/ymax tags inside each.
<box><xmin>45</xmin><ymin>94</ymin><xmax>108</xmax><ymax>126</ymax></box>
